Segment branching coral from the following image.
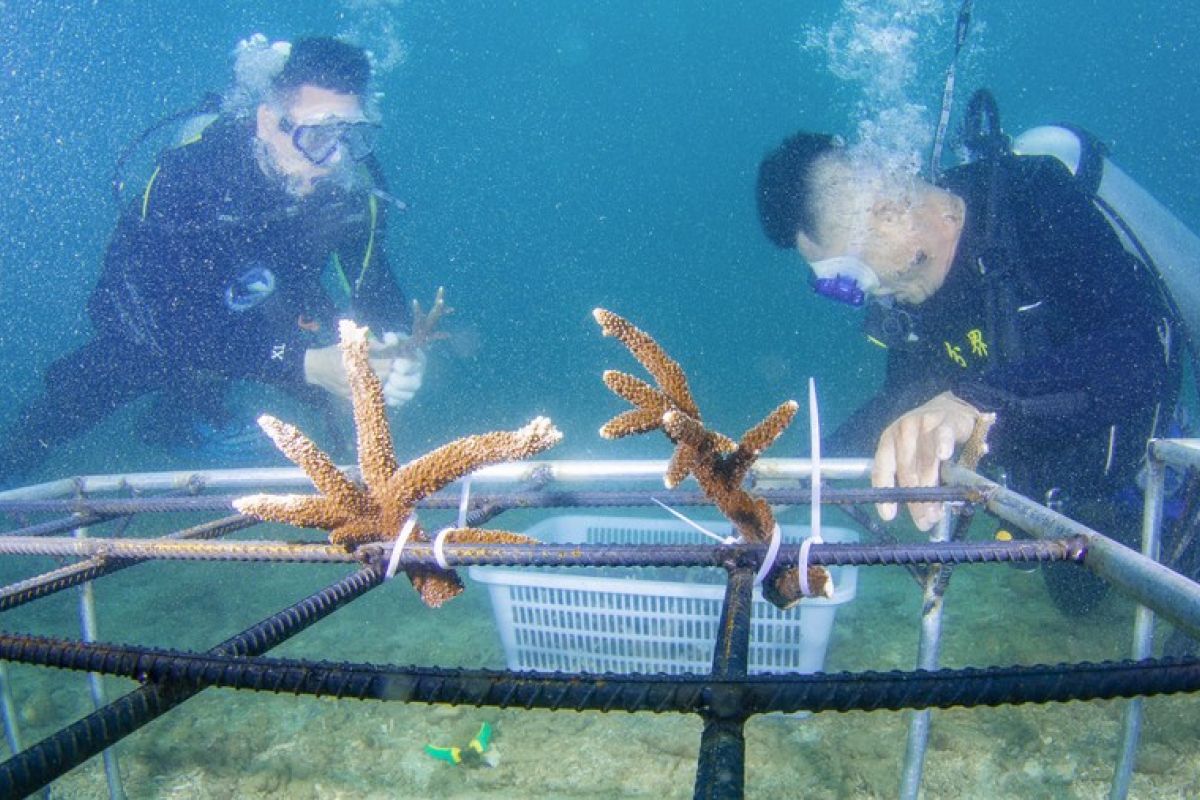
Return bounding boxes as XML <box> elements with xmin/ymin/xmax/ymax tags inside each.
<box><xmin>234</xmin><ymin>320</ymin><xmax>561</xmax><ymax>607</ymax></box>
<box><xmin>403</xmin><ymin>286</ymin><xmax>452</xmax><ymax>355</ymax></box>
<box><xmin>594</xmin><ymin>308</ymin><xmax>832</xmax><ymax>608</ymax></box>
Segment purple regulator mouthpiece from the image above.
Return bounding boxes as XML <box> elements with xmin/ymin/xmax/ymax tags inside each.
<box><xmin>812</xmin><ymin>274</ymin><xmax>867</xmax><ymax>307</ymax></box>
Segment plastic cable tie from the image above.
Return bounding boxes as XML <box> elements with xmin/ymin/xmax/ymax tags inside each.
<box><xmin>385</xmin><ymin>515</ymin><xmax>418</xmax><ymax>580</ymax></box>
<box><xmin>797</xmin><ymin>536</ymin><xmax>816</xmax><ymax>597</ymax></box>
<box><xmin>651</xmin><ymin>497</ymin><xmax>735</xmax><ymax>544</ymax></box>
<box><xmin>753</xmin><ymin>522</ymin><xmax>783</xmax><ymax>586</ymax></box>
<box><xmin>433</xmin><ymin>526</ymin><xmax>454</xmax><ymax>570</ymax></box>
<box><xmin>800</xmin><ymin>376</ymin><xmax>825</xmax><ymax>598</ymax></box>
<box><xmin>456</xmin><ymin>474</ymin><xmax>473</xmax><ymax>529</ymax></box>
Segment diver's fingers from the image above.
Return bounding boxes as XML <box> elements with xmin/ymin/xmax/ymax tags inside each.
<box><xmin>872</xmin><ymin>428</ymin><xmax>899</xmax><ymax>521</ymax></box>
<box><xmin>391</xmin><ymin>355</ymin><xmax>424</xmax><ymax>376</ymax></box>
<box><xmin>368</xmin><ymin>357</ymin><xmax>395</xmax><ymax>379</ymax></box>
<box><xmin>934</xmin><ymin>422</ymin><xmax>957</xmax><ymax>462</ymax></box>
<box><xmin>893</xmin><ymin>414</ymin><xmax>922</xmax><ymax>488</ymax></box>
<box><xmin>911</xmin><ymin>501</ymin><xmax>944</xmax><ymax>532</ymax></box>
<box><xmin>914</xmin><ymin>422</ymin><xmax>951</xmax><ymax>489</ymax></box>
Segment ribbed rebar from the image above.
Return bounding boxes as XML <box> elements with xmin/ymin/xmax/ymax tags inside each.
<box><xmin>0</xmin><ymin>516</ymin><xmax>261</xmax><ymax>612</ymax></box>
<box><xmin>3</xmin><ymin>633</ymin><xmax>1200</xmax><ymax>715</ymax></box>
<box><xmin>0</xmin><ymin>567</ymin><xmax>382</xmax><ymax>799</ymax></box>
<box><xmin>695</xmin><ymin>567</ymin><xmax>756</xmax><ymax>800</ymax></box>
<box><xmin>0</xmin><ymin>536</ymin><xmax>1078</xmax><ymax>573</ymax></box>
<box><xmin>0</xmin><ymin>512</ymin><xmax>115</xmax><ymax>538</ymax></box>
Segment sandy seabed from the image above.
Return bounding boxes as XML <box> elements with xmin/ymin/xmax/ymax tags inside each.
<box><xmin>4</xmin><ymin>511</ymin><xmax>1200</xmax><ymax>799</ymax></box>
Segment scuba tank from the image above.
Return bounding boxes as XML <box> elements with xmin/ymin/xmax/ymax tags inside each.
<box><xmin>1012</xmin><ymin>125</ymin><xmax>1200</xmax><ymax>376</ymax></box>
<box><xmin>110</xmin><ymin>34</ymin><xmax>291</xmax><ymax>205</ymax></box>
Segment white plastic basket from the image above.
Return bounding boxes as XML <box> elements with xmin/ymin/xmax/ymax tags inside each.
<box><xmin>469</xmin><ymin>515</ymin><xmax>858</xmax><ymax>675</ymax></box>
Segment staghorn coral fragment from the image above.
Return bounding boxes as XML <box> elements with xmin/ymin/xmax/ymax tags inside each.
<box><xmin>664</xmin><ymin>445</ymin><xmax>697</xmax><ymax>489</ymax></box>
<box><xmin>232</xmin><ymin>493</ymin><xmax>350</xmax><ymax>531</ymax></box>
<box><xmin>958</xmin><ymin>411</ymin><xmax>998</xmax><ymax>471</ymax></box>
<box><xmin>600</xmin><ymin>408</ymin><xmax>666</xmax><ymax>440</ymax></box>
<box><xmin>595</xmin><ymin>308</ymin><xmax>832</xmax><ymax>608</ymax></box>
<box><xmin>387</xmin><ymin>417</ymin><xmax>562</xmax><ymax>509</ymax></box>
<box><xmin>256</xmin><ymin>415</ymin><xmax>371</xmax><ymax>518</ymax></box>
<box><xmin>234</xmin><ymin>320</ymin><xmax>560</xmax><ymax>607</ymax></box>
<box><xmin>602</xmin><ymin>370</ymin><xmax>670</xmax><ymax>413</ymax></box>
<box><xmin>593</xmin><ymin>308</ymin><xmax>698</xmax><ymax>416</ymax></box>
<box><xmin>339</xmin><ymin>320</ymin><xmax>399</xmax><ymax>490</ymax></box>
<box><xmin>725</xmin><ymin>400</ymin><xmax>800</xmax><ymax>486</ymax></box>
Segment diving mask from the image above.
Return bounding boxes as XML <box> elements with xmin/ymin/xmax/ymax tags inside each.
<box><xmin>280</xmin><ymin>116</ymin><xmax>379</xmax><ymax>166</ymax></box>
<box><xmin>809</xmin><ymin>255</ymin><xmax>882</xmax><ymax>307</ymax></box>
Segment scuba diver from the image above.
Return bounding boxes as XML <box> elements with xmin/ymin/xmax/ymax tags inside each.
<box><xmin>754</xmin><ymin>90</ymin><xmax>1185</xmax><ymax>617</ymax></box>
<box><xmin>0</xmin><ymin>36</ymin><xmax>425</xmax><ymax>483</ymax></box>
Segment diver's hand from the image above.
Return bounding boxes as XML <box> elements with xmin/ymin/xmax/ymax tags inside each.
<box><xmin>303</xmin><ymin>335</ymin><xmax>423</xmax><ymax>407</ymax></box>
<box><xmin>374</xmin><ymin>331</ymin><xmax>426</xmax><ymax>408</ymax></box>
<box><xmin>872</xmin><ymin>391</ymin><xmax>982</xmax><ymax>531</ymax></box>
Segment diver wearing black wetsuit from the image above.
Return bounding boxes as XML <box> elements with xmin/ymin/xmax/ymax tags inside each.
<box><xmin>825</xmin><ymin>154</ymin><xmax>1180</xmax><ymax>612</ymax></box>
<box><xmin>0</xmin><ymin>115</ymin><xmax>408</xmax><ymax>480</ymax></box>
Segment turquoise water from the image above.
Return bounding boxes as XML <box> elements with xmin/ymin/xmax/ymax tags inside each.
<box><xmin>2</xmin><ymin>1</ymin><xmax>1200</xmax><ymax>797</ymax></box>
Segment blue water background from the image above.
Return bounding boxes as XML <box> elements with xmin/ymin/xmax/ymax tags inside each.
<box><xmin>1</xmin><ymin>0</ymin><xmax>1198</xmax><ymax>469</ymax></box>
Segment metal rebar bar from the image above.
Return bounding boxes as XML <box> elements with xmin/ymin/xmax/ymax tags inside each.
<box><xmin>944</xmin><ymin>463</ymin><xmax>1200</xmax><ymax>641</ymax></box>
<box><xmin>836</xmin><ymin>504</ymin><xmax>927</xmax><ymax>585</ymax></box>
<box><xmin>0</xmin><ymin>516</ymin><xmax>260</xmax><ymax>612</ymax></box>
<box><xmin>695</xmin><ymin>567</ymin><xmax>756</xmax><ymax>800</ymax></box>
<box><xmin>0</xmin><ymin>537</ymin><xmax>1075</xmax><ymax>569</ymax></box>
<box><xmin>1</xmin><ymin>512</ymin><xmax>116</xmax><ymax>538</ymax></box>
<box><xmin>0</xmin><ymin>566</ymin><xmax>383</xmax><ymax>798</ymax></box>
<box><xmin>4</xmin><ymin>633</ymin><xmax>1200</xmax><ymax>714</ymax></box>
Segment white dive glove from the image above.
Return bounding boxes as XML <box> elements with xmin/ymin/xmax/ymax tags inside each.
<box><xmin>376</xmin><ymin>331</ymin><xmax>426</xmax><ymax>408</ymax></box>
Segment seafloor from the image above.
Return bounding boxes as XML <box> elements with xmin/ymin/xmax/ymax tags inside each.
<box><xmin>3</xmin><ymin>506</ymin><xmax>1199</xmax><ymax>799</ymax></box>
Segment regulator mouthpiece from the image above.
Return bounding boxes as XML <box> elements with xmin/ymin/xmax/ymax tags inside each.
<box><xmin>809</xmin><ymin>255</ymin><xmax>881</xmax><ymax>307</ymax></box>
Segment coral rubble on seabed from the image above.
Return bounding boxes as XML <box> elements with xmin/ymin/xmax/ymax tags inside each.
<box><xmin>233</xmin><ymin>319</ymin><xmax>560</xmax><ymax>607</ymax></box>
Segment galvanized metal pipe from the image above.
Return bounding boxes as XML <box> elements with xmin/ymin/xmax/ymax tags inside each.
<box><xmin>1151</xmin><ymin>439</ymin><xmax>1200</xmax><ymax>472</ymax></box>
<box><xmin>72</xmin><ymin>524</ymin><xmax>127</xmax><ymax>800</ymax></box>
<box><xmin>1111</xmin><ymin>451</ymin><xmax>1168</xmax><ymax>800</ymax></box>
<box><xmin>0</xmin><ymin>458</ymin><xmax>874</xmax><ymax>499</ymax></box>
<box><xmin>0</xmin><ymin>663</ymin><xmax>18</xmax><ymax>758</ymax></box>
<box><xmin>0</xmin><ymin>486</ymin><xmax>970</xmax><ymax>521</ymax></box>
<box><xmin>944</xmin><ymin>464</ymin><xmax>1200</xmax><ymax>641</ymax></box>
<box><xmin>900</xmin><ymin>509</ymin><xmax>954</xmax><ymax>800</ymax></box>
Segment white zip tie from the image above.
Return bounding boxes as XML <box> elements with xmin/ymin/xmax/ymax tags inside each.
<box><xmin>385</xmin><ymin>515</ymin><xmax>418</xmax><ymax>580</ymax></box>
<box><xmin>754</xmin><ymin>522</ymin><xmax>783</xmax><ymax>586</ymax></box>
<box><xmin>456</xmin><ymin>474</ymin><xmax>473</xmax><ymax>529</ymax></box>
<box><xmin>433</xmin><ymin>526</ymin><xmax>453</xmax><ymax>570</ymax></box>
<box><xmin>800</xmin><ymin>377</ymin><xmax>825</xmax><ymax>597</ymax></box>
<box><xmin>797</xmin><ymin>536</ymin><xmax>816</xmax><ymax>597</ymax></box>
<box><xmin>651</xmin><ymin>497</ymin><xmax>736</xmax><ymax>544</ymax></box>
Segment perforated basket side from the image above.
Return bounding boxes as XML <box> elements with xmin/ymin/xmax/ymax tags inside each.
<box><xmin>470</xmin><ymin>515</ymin><xmax>860</xmax><ymax>675</ymax></box>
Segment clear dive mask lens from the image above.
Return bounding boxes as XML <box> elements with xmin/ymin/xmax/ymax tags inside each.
<box><xmin>282</xmin><ymin>117</ymin><xmax>380</xmax><ymax>166</ymax></box>
<box><xmin>808</xmin><ymin>255</ymin><xmax>882</xmax><ymax>307</ymax></box>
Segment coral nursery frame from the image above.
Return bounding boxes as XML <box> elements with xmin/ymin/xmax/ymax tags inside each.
<box><xmin>2</xmin><ymin>445</ymin><xmax>1200</xmax><ymax>800</ymax></box>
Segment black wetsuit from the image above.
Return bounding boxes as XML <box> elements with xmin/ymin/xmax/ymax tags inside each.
<box><xmin>828</xmin><ymin>155</ymin><xmax>1180</xmax><ymax>610</ymax></box>
<box><xmin>0</xmin><ymin>117</ymin><xmax>409</xmax><ymax>480</ymax></box>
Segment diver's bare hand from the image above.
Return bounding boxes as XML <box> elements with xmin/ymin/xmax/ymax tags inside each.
<box><xmin>872</xmin><ymin>391</ymin><xmax>982</xmax><ymax>531</ymax></box>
